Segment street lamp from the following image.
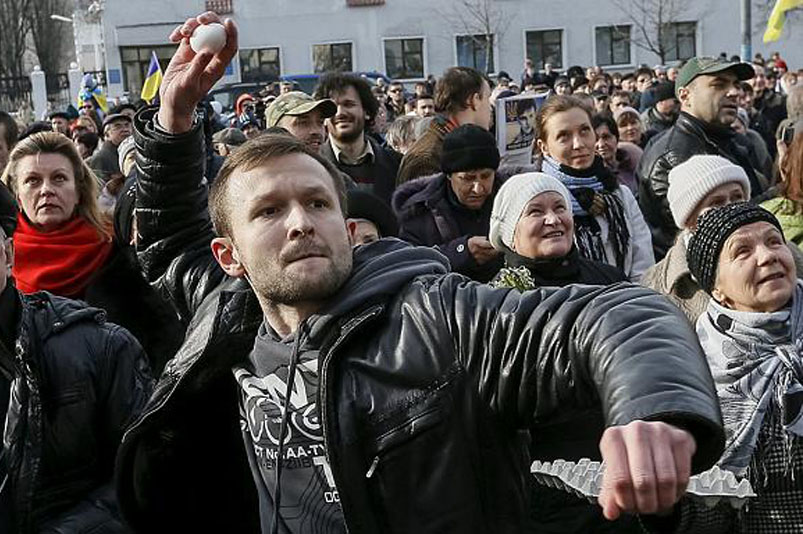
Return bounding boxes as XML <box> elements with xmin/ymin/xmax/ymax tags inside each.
<box><xmin>50</xmin><ymin>14</ymin><xmax>81</xmax><ymax>68</ymax></box>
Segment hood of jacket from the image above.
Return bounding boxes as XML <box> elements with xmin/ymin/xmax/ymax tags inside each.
<box><xmin>303</xmin><ymin>238</ymin><xmax>449</xmax><ymax>344</ymax></box>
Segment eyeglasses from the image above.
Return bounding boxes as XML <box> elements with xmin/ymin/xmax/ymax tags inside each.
<box><xmin>388</xmin><ymin>89</ymin><xmax>402</xmax><ymax>94</ymax></box>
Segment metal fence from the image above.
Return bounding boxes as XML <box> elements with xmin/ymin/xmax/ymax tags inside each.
<box><xmin>0</xmin><ymin>69</ymin><xmax>109</xmax><ymax>119</ymax></box>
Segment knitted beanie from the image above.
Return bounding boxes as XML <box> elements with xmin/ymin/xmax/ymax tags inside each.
<box><xmin>687</xmin><ymin>203</ymin><xmax>783</xmax><ymax>294</ymax></box>
<box><xmin>440</xmin><ymin>124</ymin><xmax>500</xmax><ymax>175</ymax></box>
<box><xmin>653</xmin><ymin>81</ymin><xmax>676</xmax><ymax>103</ymax></box>
<box><xmin>489</xmin><ymin>172</ymin><xmax>573</xmax><ymax>251</ymax></box>
<box><xmin>667</xmin><ymin>155</ymin><xmax>751</xmax><ymax>228</ymax></box>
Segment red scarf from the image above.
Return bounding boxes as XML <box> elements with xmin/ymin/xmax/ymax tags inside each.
<box><xmin>13</xmin><ymin>213</ymin><xmax>113</xmax><ymax>298</ymax></box>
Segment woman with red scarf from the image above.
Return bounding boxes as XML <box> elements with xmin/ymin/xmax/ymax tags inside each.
<box><xmin>1</xmin><ymin>132</ymin><xmax>113</xmax><ymax>298</ymax></box>
<box><xmin>0</xmin><ymin>132</ymin><xmax>184</xmax><ymax>374</ymax></box>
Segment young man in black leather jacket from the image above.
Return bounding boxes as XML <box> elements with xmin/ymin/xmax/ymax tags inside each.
<box><xmin>116</xmin><ymin>13</ymin><xmax>726</xmax><ymax>534</ymax></box>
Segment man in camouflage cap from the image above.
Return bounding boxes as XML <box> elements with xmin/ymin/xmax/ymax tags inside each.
<box><xmin>264</xmin><ymin>91</ymin><xmax>336</xmax><ymax>152</ymax></box>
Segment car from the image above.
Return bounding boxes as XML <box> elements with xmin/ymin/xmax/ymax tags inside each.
<box><xmin>208</xmin><ymin>82</ymin><xmax>266</xmax><ymax>113</ymax></box>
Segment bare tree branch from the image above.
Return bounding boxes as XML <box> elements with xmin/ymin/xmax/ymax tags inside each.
<box><xmin>0</xmin><ymin>0</ymin><xmax>32</xmax><ymax>78</ymax></box>
<box><xmin>609</xmin><ymin>0</ymin><xmax>692</xmax><ymax>64</ymax></box>
<box><xmin>437</xmin><ymin>0</ymin><xmax>512</xmax><ymax>74</ymax></box>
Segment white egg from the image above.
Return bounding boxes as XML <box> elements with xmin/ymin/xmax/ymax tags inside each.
<box><xmin>189</xmin><ymin>23</ymin><xmax>227</xmax><ymax>55</ymax></box>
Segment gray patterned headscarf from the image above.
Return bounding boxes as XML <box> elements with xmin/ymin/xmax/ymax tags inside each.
<box><xmin>696</xmin><ymin>281</ymin><xmax>803</xmax><ymax>475</ymax></box>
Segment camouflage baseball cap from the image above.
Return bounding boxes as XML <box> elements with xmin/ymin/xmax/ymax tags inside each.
<box><xmin>675</xmin><ymin>56</ymin><xmax>755</xmax><ymax>96</ymax></box>
<box><xmin>264</xmin><ymin>91</ymin><xmax>337</xmax><ymax>127</ymax></box>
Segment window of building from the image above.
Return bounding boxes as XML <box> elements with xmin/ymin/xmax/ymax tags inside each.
<box><xmin>384</xmin><ymin>38</ymin><xmax>424</xmax><ymax>80</ymax></box>
<box><xmin>525</xmin><ymin>29</ymin><xmax>563</xmax><ymax>70</ymax></box>
<box><xmin>239</xmin><ymin>47</ymin><xmax>281</xmax><ymax>83</ymax></box>
<box><xmin>595</xmin><ymin>25</ymin><xmax>631</xmax><ymax>66</ymax></box>
<box><xmin>312</xmin><ymin>42</ymin><xmax>353</xmax><ymax>73</ymax></box>
<box><xmin>456</xmin><ymin>34</ymin><xmax>494</xmax><ymax>74</ymax></box>
<box><xmin>120</xmin><ymin>45</ymin><xmax>177</xmax><ymax>95</ymax></box>
<box><xmin>662</xmin><ymin>22</ymin><xmax>697</xmax><ymax>62</ymax></box>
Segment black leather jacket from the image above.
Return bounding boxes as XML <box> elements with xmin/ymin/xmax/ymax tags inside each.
<box><xmin>636</xmin><ymin>112</ymin><xmax>765</xmax><ymax>260</ymax></box>
<box><xmin>116</xmin><ymin>107</ymin><xmax>725</xmax><ymax>534</ymax></box>
<box><xmin>2</xmin><ymin>287</ymin><xmax>151</xmax><ymax>534</ymax></box>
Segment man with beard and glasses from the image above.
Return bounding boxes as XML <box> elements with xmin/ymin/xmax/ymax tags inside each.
<box><xmin>314</xmin><ymin>73</ymin><xmax>401</xmax><ymax>206</ymax></box>
<box><xmin>116</xmin><ymin>12</ymin><xmax>726</xmax><ymax>534</ymax></box>
<box><xmin>264</xmin><ymin>91</ymin><xmax>337</xmax><ymax>153</ymax></box>
<box><xmin>637</xmin><ymin>56</ymin><xmax>765</xmax><ymax>261</ymax></box>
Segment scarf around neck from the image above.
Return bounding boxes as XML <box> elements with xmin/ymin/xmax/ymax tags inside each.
<box><xmin>13</xmin><ymin>213</ymin><xmax>113</xmax><ymax>298</ymax></box>
<box><xmin>541</xmin><ymin>155</ymin><xmax>630</xmax><ymax>269</ymax></box>
<box><xmin>696</xmin><ymin>282</ymin><xmax>803</xmax><ymax>475</ymax></box>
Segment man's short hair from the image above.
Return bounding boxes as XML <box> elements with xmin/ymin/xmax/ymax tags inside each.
<box><xmin>592</xmin><ymin>113</ymin><xmax>619</xmax><ymax>139</ymax></box>
<box><xmin>434</xmin><ymin>67</ymin><xmax>486</xmax><ymax>116</ymax></box>
<box><xmin>209</xmin><ymin>134</ymin><xmax>348</xmax><ymax>238</ymax></box>
<box><xmin>635</xmin><ymin>67</ymin><xmax>653</xmax><ymax>79</ymax></box>
<box><xmin>0</xmin><ymin>111</ymin><xmax>19</xmax><ymax>149</ymax></box>
<box><xmin>313</xmin><ymin>73</ymin><xmax>379</xmax><ymax>127</ymax></box>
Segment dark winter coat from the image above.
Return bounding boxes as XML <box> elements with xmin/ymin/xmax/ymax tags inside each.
<box><xmin>642</xmin><ymin>106</ymin><xmax>676</xmax><ymax>143</ymax></box>
<box><xmin>84</xmin><ymin>246</ymin><xmax>186</xmax><ymax>376</ymax></box>
<box><xmin>320</xmin><ymin>136</ymin><xmax>401</xmax><ymax>206</ymax></box>
<box><xmin>115</xmin><ymin>106</ymin><xmax>725</xmax><ymax>534</ymax></box>
<box><xmin>392</xmin><ymin>170</ymin><xmax>519</xmax><ymax>282</ymax></box>
<box><xmin>1</xmin><ymin>286</ymin><xmax>151</xmax><ymax>534</ymax></box>
<box><xmin>491</xmin><ymin>249</ymin><xmax>636</xmax><ymax>534</ymax></box>
<box><xmin>637</xmin><ymin>112</ymin><xmax>767</xmax><ymax>260</ymax></box>
<box><xmin>491</xmin><ymin>247</ymin><xmax>626</xmax><ymax>290</ymax></box>
<box><xmin>87</xmin><ymin>141</ymin><xmax>121</xmax><ymax>183</ymax></box>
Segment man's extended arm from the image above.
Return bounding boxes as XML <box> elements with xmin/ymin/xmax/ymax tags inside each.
<box><xmin>436</xmin><ymin>278</ymin><xmax>724</xmax><ymax>518</ymax></box>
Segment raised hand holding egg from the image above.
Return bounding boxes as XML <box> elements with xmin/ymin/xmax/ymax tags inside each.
<box><xmin>189</xmin><ymin>23</ymin><xmax>227</xmax><ymax>55</ymax></box>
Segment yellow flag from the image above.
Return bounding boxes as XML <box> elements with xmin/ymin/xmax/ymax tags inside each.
<box><xmin>140</xmin><ymin>51</ymin><xmax>163</xmax><ymax>103</ymax></box>
<box><xmin>764</xmin><ymin>0</ymin><xmax>803</xmax><ymax>42</ymax></box>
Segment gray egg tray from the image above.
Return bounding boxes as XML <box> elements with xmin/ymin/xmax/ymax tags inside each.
<box><xmin>531</xmin><ymin>459</ymin><xmax>756</xmax><ymax>509</ymax></box>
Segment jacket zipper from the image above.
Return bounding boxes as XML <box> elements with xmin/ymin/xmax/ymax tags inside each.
<box><xmin>319</xmin><ymin>305</ymin><xmax>383</xmax><ymax>530</ymax></box>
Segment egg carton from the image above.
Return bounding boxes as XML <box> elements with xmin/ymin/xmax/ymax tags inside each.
<box><xmin>531</xmin><ymin>459</ymin><xmax>756</xmax><ymax>509</ymax></box>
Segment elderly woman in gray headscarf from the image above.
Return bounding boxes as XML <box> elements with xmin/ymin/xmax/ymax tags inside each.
<box><xmin>667</xmin><ymin>202</ymin><xmax>803</xmax><ymax>532</ymax></box>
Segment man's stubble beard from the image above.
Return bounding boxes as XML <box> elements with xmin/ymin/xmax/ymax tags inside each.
<box><xmin>247</xmin><ymin>240</ymin><xmax>354</xmax><ymax>306</ymax></box>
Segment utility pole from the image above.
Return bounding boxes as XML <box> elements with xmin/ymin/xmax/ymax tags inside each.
<box><xmin>741</xmin><ymin>0</ymin><xmax>752</xmax><ymax>62</ymax></box>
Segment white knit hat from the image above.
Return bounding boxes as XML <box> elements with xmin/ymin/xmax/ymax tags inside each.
<box><xmin>489</xmin><ymin>172</ymin><xmax>573</xmax><ymax>251</ymax></box>
<box><xmin>667</xmin><ymin>155</ymin><xmax>751</xmax><ymax>229</ymax></box>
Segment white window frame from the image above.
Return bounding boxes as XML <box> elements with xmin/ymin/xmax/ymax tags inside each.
<box><xmin>238</xmin><ymin>45</ymin><xmax>283</xmax><ymax>80</ymax></box>
<box><xmin>661</xmin><ymin>21</ymin><xmax>698</xmax><ymax>63</ymax></box>
<box><xmin>381</xmin><ymin>35</ymin><xmax>428</xmax><ymax>81</ymax></box>
<box><xmin>452</xmin><ymin>32</ymin><xmax>498</xmax><ymax>75</ymax></box>
<box><xmin>310</xmin><ymin>40</ymin><xmax>356</xmax><ymax>73</ymax></box>
<box><xmin>591</xmin><ymin>24</ymin><xmax>636</xmax><ymax>70</ymax></box>
<box><xmin>521</xmin><ymin>27</ymin><xmax>567</xmax><ymax>71</ymax></box>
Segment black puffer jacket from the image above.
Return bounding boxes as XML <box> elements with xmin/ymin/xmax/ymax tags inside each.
<box><xmin>116</xmin><ymin>107</ymin><xmax>725</xmax><ymax>534</ymax></box>
<box><xmin>2</xmin><ymin>287</ymin><xmax>151</xmax><ymax>534</ymax></box>
<box><xmin>637</xmin><ymin>112</ymin><xmax>766</xmax><ymax>260</ymax></box>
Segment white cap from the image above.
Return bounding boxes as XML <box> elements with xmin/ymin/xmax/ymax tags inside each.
<box><xmin>489</xmin><ymin>172</ymin><xmax>573</xmax><ymax>251</ymax></box>
<box><xmin>667</xmin><ymin>155</ymin><xmax>752</xmax><ymax>229</ymax></box>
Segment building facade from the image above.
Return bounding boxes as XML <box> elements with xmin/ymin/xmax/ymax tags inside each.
<box><xmin>99</xmin><ymin>0</ymin><xmax>803</xmax><ymax>98</ymax></box>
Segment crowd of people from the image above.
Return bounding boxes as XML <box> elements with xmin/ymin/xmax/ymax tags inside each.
<box><xmin>2</xmin><ymin>8</ymin><xmax>803</xmax><ymax>534</ymax></box>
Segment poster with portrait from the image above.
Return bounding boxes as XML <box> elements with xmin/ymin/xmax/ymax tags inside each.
<box><xmin>495</xmin><ymin>91</ymin><xmax>549</xmax><ymax>166</ymax></box>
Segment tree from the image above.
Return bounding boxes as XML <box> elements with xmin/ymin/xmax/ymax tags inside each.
<box><xmin>440</xmin><ymin>0</ymin><xmax>512</xmax><ymax>74</ymax></box>
<box><xmin>609</xmin><ymin>0</ymin><xmax>695</xmax><ymax>64</ymax></box>
<box><xmin>29</xmin><ymin>0</ymin><xmax>74</xmax><ymax>76</ymax></box>
<box><xmin>0</xmin><ymin>0</ymin><xmax>32</xmax><ymax>78</ymax></box>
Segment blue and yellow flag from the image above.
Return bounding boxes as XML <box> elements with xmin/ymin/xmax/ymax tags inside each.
<box><xmin>140</xmin><ymin>51</ymin><xmax>163</xmax><ymax>103</ymax></box>
<box><xmin>764</xmin><ymin>0</ymin><xmax>803</xmax><ymax>42</ymax></box>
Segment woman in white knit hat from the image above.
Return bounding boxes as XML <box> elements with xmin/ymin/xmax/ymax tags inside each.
<box><xmin>489</xmin><ymin>172</ymin><xmax>626</xmax><ymax>290</ymax></box>
<box><xmin>490</xmin><ymin>173</ymin><xmax>634</xmax><ymax>533</ymax></box>
<box><xmin>641</xmin><ymin>154</ymin><xmax>803</xmax><ymax>322</ymax></box>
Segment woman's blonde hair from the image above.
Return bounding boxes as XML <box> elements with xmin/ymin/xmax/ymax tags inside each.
<box><xmin>0</xmin><ymin>131</ymin><xmax>112</xmax><ymax>240</ymax></box>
